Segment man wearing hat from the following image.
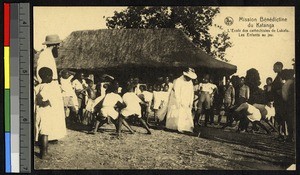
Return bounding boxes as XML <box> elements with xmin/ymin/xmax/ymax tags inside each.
<box><xmin>166</xmin><ymin>67</ymin><xmax>197</xmax><ymax>133</ymax></box>
<box><xmin>37</xmin><ymin>34</ymin><xmax>62</xmax><ymax>83</ymax></box>
<box><xmin>35</xmin><ymin>35</ymin><xmax>67</xmax><ymax>142</ymax></box>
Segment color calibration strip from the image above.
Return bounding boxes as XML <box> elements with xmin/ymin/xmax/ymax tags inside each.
<box><xmin>4</xmin><ymin>3</ymin><xmax>11</xmax><ymax>173</ymax></box>
<box><xmin>4</xmin><ymin>3</ymin><xmax>31</xmax><ymax>173</ymax></box>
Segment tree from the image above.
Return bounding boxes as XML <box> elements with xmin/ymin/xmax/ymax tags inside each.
<box><xmin>106</xmin><ymin>6</ymin><xmax>232</xmax><ymax>61</ymax></box>
<box><xmin>211</xmin><ymin>31</ymin><xmax>232</xmax><ymax>62</ymax></box>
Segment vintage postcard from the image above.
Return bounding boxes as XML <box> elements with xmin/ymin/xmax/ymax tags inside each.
<box><xmin>33</xmin><ymin>6</ymin><xmax>296</xmax><ymax>170</ymax></box>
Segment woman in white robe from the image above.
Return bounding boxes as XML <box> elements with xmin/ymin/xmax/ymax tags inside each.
<box><xmin>166</xmin><ymin>68</ymin><xmax>197</xmax><ymax>132</ymax></box>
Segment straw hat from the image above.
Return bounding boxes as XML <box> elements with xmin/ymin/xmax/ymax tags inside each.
<box><xmin>42</xmin><ymin>34</ymin><xmax>62</xmax><ymax>45</ymax></box>
<box><xmin>183</xmin><ymin>67</ymin><xmax>197</xmax><ymax>80</ymax></box>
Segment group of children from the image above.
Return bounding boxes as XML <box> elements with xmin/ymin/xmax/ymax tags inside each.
<box><xmin>61</xmin><ymin>71</ymin><xmax>279</xmax><ymax>137</ymax></box>
<box><xmin>34</xmin><ymin>67</ymin><xmax>288</xmax><ymax>159</ymax></box>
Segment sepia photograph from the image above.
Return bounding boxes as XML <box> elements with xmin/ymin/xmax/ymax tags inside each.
<box><xmin>33</xmin><ymin>6</ymin><xmax>295</xmax><ymax>170</ymax></box>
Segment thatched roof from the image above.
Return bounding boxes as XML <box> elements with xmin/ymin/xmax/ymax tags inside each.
<box><xmin>55</xmin><ymin>29</ymin><xmax>236</xmax><ymax>75</ymax></box>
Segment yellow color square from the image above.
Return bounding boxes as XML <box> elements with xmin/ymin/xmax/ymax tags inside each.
<box><xmin>4</xmin><ymin>46</ymin><xmax>10</xmax><ymax>89</ymax></box>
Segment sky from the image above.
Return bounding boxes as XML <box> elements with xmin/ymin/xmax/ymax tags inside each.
<box><xmin>34</xmin><ymin>7</ymin><xmax>295</xmax><ymax>87</ymax></box>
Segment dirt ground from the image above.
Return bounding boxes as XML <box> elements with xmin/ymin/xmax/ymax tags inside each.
<box><xmin>34</xmin><ymin>118</ymin><xmax>295</xmax><ymax>170</ymax></box>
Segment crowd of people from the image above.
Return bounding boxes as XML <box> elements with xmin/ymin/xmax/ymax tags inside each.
<box><xmin>34</xmin><ymin>35</ymin><xmax>295</xmax><ymax>160</ymax></box>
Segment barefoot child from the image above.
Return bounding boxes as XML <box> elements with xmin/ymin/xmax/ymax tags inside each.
<box><xmin>121</xmin><ymin>85</ymin><xmax>152</xmax><ymax>134</ymax></box>
<box><xmin>82</xmin><ymin>79</ymin><xmax>97</xmax><ymax>126</ymax></box>
<box><xmin>35</xmin><ymin>67</ymin><xmax>66</xmax><ymax>158</ymax></box>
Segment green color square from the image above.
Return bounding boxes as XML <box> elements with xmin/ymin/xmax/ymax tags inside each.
<box><xmin>5</xmin><ymin>89</ymin><xmax>10</xmax><ymax>132</ymax></box>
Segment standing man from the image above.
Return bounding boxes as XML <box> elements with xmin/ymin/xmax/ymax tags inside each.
<box><xmin>238</xmin><ymin>77</ymin><xmax>250</xmax><ymax>103</ymax></box>
<box><xmin>219</xmin><ymin>78</ymin><xmax>235</xmax><ymax>125</ymax></box>
<box><xmin>271</xmin><ymin>62</ymin><xmax>285</xmax><ymax>139</ymax></box>
<box><xmin>166</xmin><ymin>68</ymin><xmax>197</xmax><ymax>133</ymax></box>
<box><xmin>196</xmin><ymin>74</ymin><xmax>217</xmax><ymax>126</ymax></box>
<box><xmin>35</xmin><ymin>35</ymin><xmax>67</xmax><ymax>157</ymax></box>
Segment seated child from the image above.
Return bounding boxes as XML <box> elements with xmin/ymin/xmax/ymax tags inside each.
<box><xmin>121</xmin><ymin>85</ymin><xmax>152</xmax><ymax>134</ymax></box>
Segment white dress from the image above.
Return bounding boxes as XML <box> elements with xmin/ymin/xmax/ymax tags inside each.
<box><xmin>35</xmin><ymin>82</ymin><xmax>67</xmax><ymax>141</ymax></box>
<box><xmin>166</xmin><ymin>76</ymin><xmax>194</xmax><ymax>132</ymax></box>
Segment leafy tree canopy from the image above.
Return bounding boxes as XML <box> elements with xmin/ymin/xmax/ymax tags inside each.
<box><xmin>106</xmin><ymin>6</ymin><xmax>232</xmax><ymax>61</ymax></box>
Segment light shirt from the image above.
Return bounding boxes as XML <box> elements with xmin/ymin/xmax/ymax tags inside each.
<box><xmin>160</xmin><ymin>91</ymin><xmax>170</xmax><ymax>105</ymax></box>
<box><xmin>102</xmin><ymin>93</ymin><xmax>123</xmax><ymax>108</ymax></box>
<box><xmin>199</xmin><ymin>82</ymin><xmax>216</xmax><ymax>94</ymax></box>
<box><xmin>122</xmin><ymin>92</ymin><xmax>142</xmax><ymax>111</ymax></box>
<box><xmin>60</xmin><ymin>75</ymin><xmax>75</xmax><ymax>97</ymax></box>
<box><xmin>72</xmin><ymin>79</ymin><xmax>87</xmax><ymax>91</ymax></box>
<box><xmin>142</xmin><ymin>91</ymin><xmax>153</xmax><ymax>103</ymax></box>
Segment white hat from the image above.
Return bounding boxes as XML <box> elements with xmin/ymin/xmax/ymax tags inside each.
<box><xmin>183</xmin><ymin>68</ymin><xmax>197</xmax><ymax>80</ymax></box>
